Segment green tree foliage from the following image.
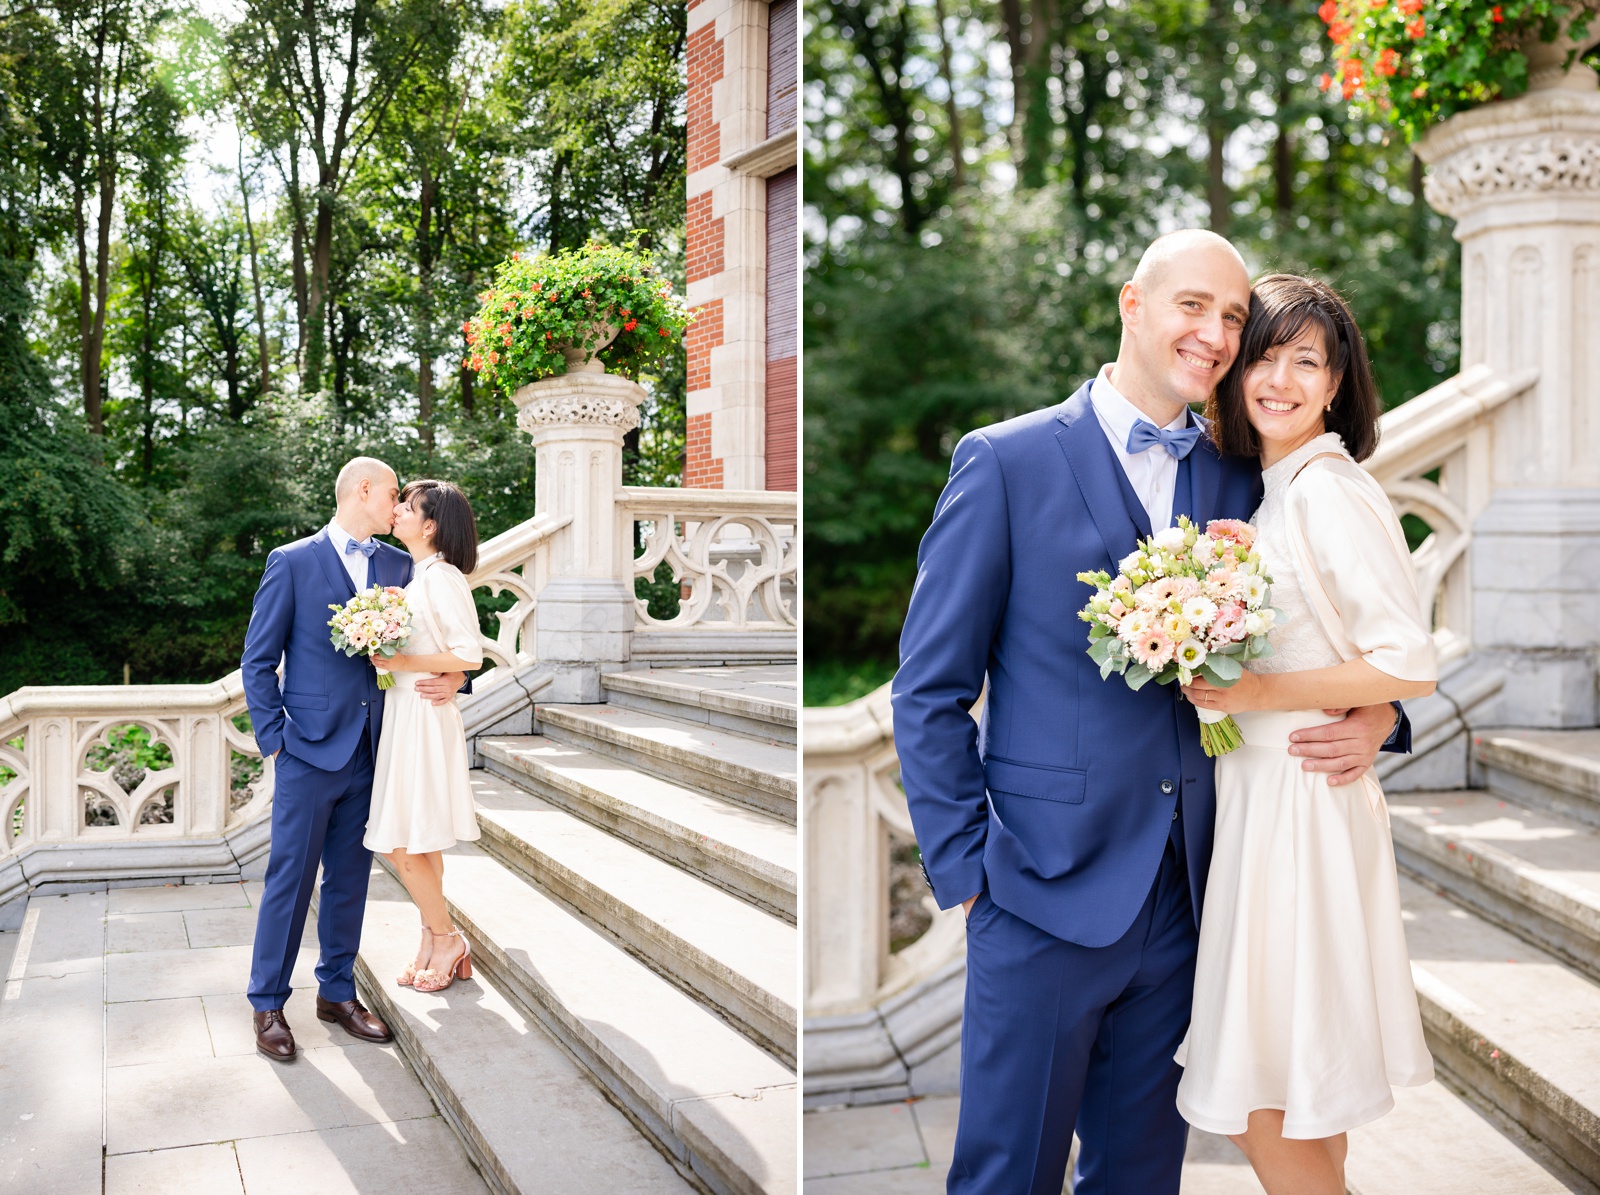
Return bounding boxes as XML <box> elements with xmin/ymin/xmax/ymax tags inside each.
<box><xmin>805</xmin><ymin>0</ymin><xmax>1462</xmax><ymax>703</ymax></box>
<box><xmin>0</xmin><ymin>0</ymin><xmax>687</xmax><ymax>691</ymax></box>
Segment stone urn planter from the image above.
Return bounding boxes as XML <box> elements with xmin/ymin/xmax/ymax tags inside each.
<box><xmin>460</xmin><ymin>241</ymin><xmax>692</xmax><ymax>397</ymax></box>
<box><xmin>557</xmin><ymin>321</ymin><xmax>620</xmax><ymax>375</ymax></box>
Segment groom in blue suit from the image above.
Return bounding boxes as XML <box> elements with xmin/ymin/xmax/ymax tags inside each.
<box><xmin>892</xmin><ymin>232</ymin><xmax>1409</xmax><ymax>1194</ymax></box>
<box><xmin>241</xmin><ymin>457</ymin><xmax>467</xmax><ymax>1060</ymax></box>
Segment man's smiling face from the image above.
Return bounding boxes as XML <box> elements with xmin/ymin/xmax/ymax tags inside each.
<box><xmin>1123</xmin><ymin>241</ymin><xmax>1252</xmax><ymax>411</ymax></box>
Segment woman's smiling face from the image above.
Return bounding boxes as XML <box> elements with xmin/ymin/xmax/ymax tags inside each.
<box><xmin>1241</xmin><ymin>324</ymin><xmax>1341</xmax><ymax>463</ymax></box>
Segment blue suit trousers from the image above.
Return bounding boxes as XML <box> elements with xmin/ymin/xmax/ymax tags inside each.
<box><xmin>950</xmin><ymin>832</ymin><xmax>1197</xmax><ymax>1195</ymax></box>
<box><xmin>247</xmin><ymin>737</ymin><xmax>376</xmax><ymax>1011</ymax></box>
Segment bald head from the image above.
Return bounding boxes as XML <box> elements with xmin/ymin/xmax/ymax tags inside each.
<box><xmin>1110</xmin><ymin>229</ymin><xmax>1253</xmax><ymax>422</ymax></box>
<box><xmin>1128</xmin><ymin>229</ymin><xmax>1248</xmax><ymax>298</ymax></box>
<box><xmin>335</xmin><ymin>456</ymin><xmax>396</xmax><ymax>503</ymax></box>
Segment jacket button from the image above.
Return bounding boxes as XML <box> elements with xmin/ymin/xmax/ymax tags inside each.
<box><xmin>361</xmin><ymin>700</ymin><xmax>369</xmax><ymax>707</ymax></box>
<box><xmin>1172</xmin><ymin>809</ymin><xmax>1180</xmax><ymax>821</ymax></box>
<box><xmin>1160</xmin><ymin>779</ymin><xmax>1175</xmax><ymax>794</ymax></box>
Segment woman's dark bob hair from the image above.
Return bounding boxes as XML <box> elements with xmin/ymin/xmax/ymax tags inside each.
<box><xmin>1205</xmin><ymin>273</ymin><xmax>1381</xmax><ymax>463</ymax></box>
<box><xmin>401</xmin><ymin>479</ymin><xmax>479</xmax><ymax>574</ymax></box>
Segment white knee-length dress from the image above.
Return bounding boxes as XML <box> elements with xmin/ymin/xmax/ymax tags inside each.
<box><xmin>364</xmin><ymin>554</ymin><xmax>484</xmax><ymax>854</ymax></box>
<box><xmin>1174</xmin><ymin>433</ymin><xmax>1437</xmax><ymax>1139</ymax></box>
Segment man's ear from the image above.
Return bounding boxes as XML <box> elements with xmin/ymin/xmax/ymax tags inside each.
<box><xmin>1119</xmin><ymin>281</ymin><xmax>1141</xmax><ymax>327</ymax></box>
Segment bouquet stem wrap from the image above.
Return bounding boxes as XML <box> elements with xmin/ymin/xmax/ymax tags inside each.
<box><xmin>1194</xmin><ymin>706</ymin><xmax>1243</xmax><ymax>757</ymax></box>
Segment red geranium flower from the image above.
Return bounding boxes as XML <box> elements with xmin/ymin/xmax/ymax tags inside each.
<box><xmin>1376</xmin><ymin>48</ymin><xmax>1400</xmax><ymax>76</ymax></box>
<box><xmin>1491</xmin><ymin>5</ymin><xmax>1503</xmax><ymax>21</ymax></box>
<box><xmin>1398</xmin><ymin>0</ymin><xmax>1422</xmax><ymax>12</ymax></box>
<box><xmin>1318</xmin><ymin>0</ymin><xmax>1338</xmax><ymax>20</ymax></box>
<box><xmin>1319</xmin><ymin>72</ymin><xmax>1333</xmax><ymax>91</ymax></box>
<box><xmin>624</xmin><ymin>319</ymin><xmax>638</xmax><ymax>332</ymax></box>
<box><xmin>1406</xmin><ymin>15</ymin><xmax>1425</xmax><ymax>37</ymax></box>
<box><xmin>1328</xmin><ymin>19</ymin><xmax>1353</xmax><ymax>42</ymax></box>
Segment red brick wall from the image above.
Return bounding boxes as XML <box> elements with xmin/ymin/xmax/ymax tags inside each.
<box><xmin>687</xmin><ymin>192</ymin><xmax>724</xmax><ymax>285</ymax></box>
<box><xmin>686</xmin><ymin>298</ymin><xmax>723</xmax><ymax>395</ymax></box>
<box><xmin>687</xmin><ymin>25</ymin><xmax>723</xmax><ymax>175</ymax></box>
<box><xmin>685</xmin><ymin>413</ymin><xmax>724</xmax><ymax>488</ymax></box>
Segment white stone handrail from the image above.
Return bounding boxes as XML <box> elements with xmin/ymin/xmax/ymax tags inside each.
<box><xmin>802</xmin><ymin>368</ymin><xmax>1537</xmax><ymax>1098</ymax></box>
<box><xmin>1366</xmin><ymin>364</ymin><xmax>1537</xmax><ymax>663</ymax></box>
<box><xmin>619</xmin><ymin>486</ymin><xmax>797</xmax><ymax>632</ymax></box>
<box><xmin>462</xmin><ymin>511</ymin><xmax>570</xmax><ymax>685</ymax></box>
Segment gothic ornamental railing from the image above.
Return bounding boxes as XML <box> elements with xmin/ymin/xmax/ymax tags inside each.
<box><xmin>801</xmin><ymin>364</ymin><xmax>1539</xmax><ymax>1100</ymax></box>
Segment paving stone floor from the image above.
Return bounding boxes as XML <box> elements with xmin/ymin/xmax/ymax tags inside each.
<box><xmin>0</xmin><ymin>881</ymin><xmax>488</xmax><ymax>1195</ymax></box>
<box><xmin>802</xmin><ymin>1096</ymin><xmax>1266</xmax><ymax>1194</ymax></box>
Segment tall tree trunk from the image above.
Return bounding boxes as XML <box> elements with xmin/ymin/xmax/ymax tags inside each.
<box><xmin>139</xmin><ymin>205</ymin><xmax>162</xmax><ymax>482</ymax></box>
<box><xmin>1272</xmin><ymin>77</ymin><xmax>1293</xmax><ymax>226</ymax></box>
<box><xmin>931</xmin><ymin>0</ymin><xmax>964</xmax><ymax>189</ymax></box>
<box><xmin>239</xmin><ymin>144</ymin><xmax>271</xmax><ymax>395</ymax></box>
<box><xmin>416</xmin><ymin>162</ymin><xmax>436</xmax><ymax>453</ymax></box>
<box><xmin>549</xmin><ymin>151</ymin><xmax>567</xmax><ymax>251</ymax></box>
<box><xmin>304</xmin><ymin>190</ymin><xmax>334</xmax><ymax>392</ymax></box>
<box><xmin>74</xmin><ymin>179</ymin><xmax>97</xmax><ymax>432</ymax></box>
<box><xmin>289</xmin><ymin>151</ymin><xmax>309</xmax><ymax>381</ymax></box>
<box><xmin>1206</xmin><ymin>121</ymin><xmax>1228</xmax><ymax>234</ymax></box>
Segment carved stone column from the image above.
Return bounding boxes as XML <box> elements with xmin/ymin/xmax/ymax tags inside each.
<box><xmin>1416</xmin><ymin>75</ymin><xmax>1600</xmax><ymax>725</ymax></box>
<box><xmin>514</xmin><ymin>372</ymin><xmax>645</xmax><ymax>702</ymax></box>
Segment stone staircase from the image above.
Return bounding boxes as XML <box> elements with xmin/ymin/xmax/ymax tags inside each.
<box><xmin>350</xmin><ymin>665</ymin><xmax>797</xmax><ymax>1195</ymax></box>
<box><xmin>1371</xmin><ymin>729</ymin><xmax>1600</xmax><ymax>1195</ymax></box>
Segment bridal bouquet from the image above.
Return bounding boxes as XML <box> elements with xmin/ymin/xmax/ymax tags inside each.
<box><xmin>328</xmin><ymin>586</ymin><xmax>412</xmax><ymax>690</ymax></box>
<box><xmin>1077</xmin><ymin>517</ymin><xmax>1283</xmax><ymax>756</ymax></box>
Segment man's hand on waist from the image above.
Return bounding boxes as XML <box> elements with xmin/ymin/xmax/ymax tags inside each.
<box><xmin>1286</xmin><ymin>702</ymin><xmax>1398</xmax><ymax>787</ymax></box>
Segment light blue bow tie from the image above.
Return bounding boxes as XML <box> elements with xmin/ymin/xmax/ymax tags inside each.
<box><xmin>1126</xmin><ymin>419</ymin><xmax>1201</xmax><ymax>460</ymax></box>
<box><xmin>344</xmin><ymin>537</ymin><xmax>378</xmax><ymax>558</ymax></box>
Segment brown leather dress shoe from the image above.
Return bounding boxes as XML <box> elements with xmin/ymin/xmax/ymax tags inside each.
<box><xmin>254</xmin><ymin>1009</ymin><xmax>296</xmax><ymax>1061</ymax></box>
<box><xmin>316</xmin><ymin>995</ymin><xmax>393</xmax><ymax>1043</ymax></box>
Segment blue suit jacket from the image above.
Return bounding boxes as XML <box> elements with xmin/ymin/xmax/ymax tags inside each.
<box><xmin>892</xmin><ymin>381</ymin><xmax>1268</xmax><ymax>947</ymax></box>
<box><xmin>241</xmin><ymin>529</ymin><xmax>415</xmax><ymax>771</ymax></box>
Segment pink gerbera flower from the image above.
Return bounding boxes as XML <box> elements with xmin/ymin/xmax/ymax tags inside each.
<box><xmin>1206</xmin><ymin>519</ymin><xmax>1256</xmax><ymax>550</ymax></box>
<box><xmin>1131</xmin><ymin>630</ymin><xmax>1175</xmax><ymax>670</ymax></box>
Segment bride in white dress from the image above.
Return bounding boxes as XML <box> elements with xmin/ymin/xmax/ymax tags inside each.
<box><xmin>368</xmin><ymin>479</ymin><xmax>484</xmax><ymax>994</ymax></box>
<box><xmin>1175</xmin><ymin>275</ymin><xmax>1437</xmax><ymax>1194</ymax></box>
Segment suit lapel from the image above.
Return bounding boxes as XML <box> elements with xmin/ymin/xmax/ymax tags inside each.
<box><xmin>314</xmin><ymin>528</ymin><xmax>358</xmax><ymax>601</ymax></box>
<box><xmin>1055</xmin><ymin>382</ymin><xmax>1151</xmax><ymax>570</ymax></box>
<box><xmin>1175</xmin><ymin>410</ymin><xmax>1217</xmax><ymax>526</ymax></box>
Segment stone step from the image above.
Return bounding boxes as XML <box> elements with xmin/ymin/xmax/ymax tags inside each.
<box><xmin>468</xmin><ymin>771</ymin><xmax>796</xmax><ymax>1064</ymax></box>
<box><xmin>536</xmin><ymin>704</ymin><xmax>796</xmax><ymax>824</ymax></box>
<box><xmin>1345</xmin><ymin>1078</ymin><xmax>1578</xmax><ymax>1195</ymax></box>
<box><xmin>425</xmin><ymin>841</ymin><xmax>797</xmax><ymax>1195</ymax></box>
<box><xmin>602</xmin><ymin>666</ymin><xmax>797</xmax><ymax>746</ymax></box>
<box><xmin>351</xmin><ymin>866</ymin><xmax>697</xmax><ymax>1195</ymax></box>
<box><xmin>1388</xmin><ymin>788</ymin><xmax>1600</xmax><ymax>985</ymax></box>
<box><xmin>1476</xmin><ymin>729</ymin><xmax>1600</xmax><ymax>831</ymax></box>
<box><xmin>478</xmin><ymin>736</ymin><xmax>795</xmax><ymax>921</ymax></box>
<box><xmin>1399</xmin><ymin>873</ymin><xmax>1600</xmax><ymax>1189</ymax></box>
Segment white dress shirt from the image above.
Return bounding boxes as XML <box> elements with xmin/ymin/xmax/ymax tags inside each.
<box><xmin>326</xmin><ymin>519</ymin><xmax>371</xmax><ymax>592</ymax></box>
<box><xmin>1088</xmin><ymin>363</ymin><xmax>1193</xmax><ymax>532</ymax></box>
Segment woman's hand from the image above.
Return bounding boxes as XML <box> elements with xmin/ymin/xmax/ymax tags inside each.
<box><xmin>373</xmin><ymin>653</ymin><xmax>409</xmax><ymax>673</ymax></box>
<box><xmin>1182</xmin><ymin>670</ymin><xmax>1267</xmax><ymax>714</ymax></box>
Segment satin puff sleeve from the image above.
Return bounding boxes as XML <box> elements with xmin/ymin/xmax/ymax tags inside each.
<box><xmin>1283</xmin><ymin>458</ymin><xmax>1437</xmax><ymax>683</ymax></box>
<box><xmin>424</xmin><ymin>563</ymin><xmax>485</xmax><ymax>669</ymax></box>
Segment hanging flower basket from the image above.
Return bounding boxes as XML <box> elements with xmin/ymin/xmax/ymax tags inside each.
<box><xmin>1317</xmin><ymin>0</ymin><xmax>1599</xmax><ymax>142</ymax></box>
<box><xmin>462</xmin><ymin>240</ymin><xmax>694</xmax><ymax>394</ymax></box>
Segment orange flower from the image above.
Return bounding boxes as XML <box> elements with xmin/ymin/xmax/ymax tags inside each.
<box><xmin>1319</xmin><ymin>72</ymin><xmax>1333</xmax><ymax>91</ymax></box>
<box><xmin>1411</xmin><ymin>84</ymin><xmax>1427</xmax><ymax>98</ymax></box>
<box><xmin>1491</xmin><ymin>4</ymin><xmax>1503</xmax><ymax>20</ymax></box>
<box><xmin>1376</xmin><ymin>47</ymin><xmax>1399</xmax><ymax>76</ymax></box>
<box><xmin>1406</xmin><ymin>15</ymin><xmax>1424</xmax><ymax>36</ymax></box>
<box><xmin>1342</xmin><ymin>57</ymin><xmax>1364</xmax><ymax>80</ymax></box>
<box><xmin>1318</xmin><ymin>0</ymin><xmax>1338</xmax><ymax>20</ymax></box>
<box><xmin>1398</xmin><ymin>0</ymin><xmax>1421</xmax><ymax>12</ymax></box>
<box><xmin>462</xmin><ymin>356</ymin><xmax>471</xmax><ymax>367</ymax></box>
<box><xmin>624</xmin><ymin>319</ymin><xmax>638</xmax><ymax>332</ymax></box>
<box><xmin>1328</xmin><ymin>19</ymin><xmax>1353</xmax><ymax>42</ymax></box>
<box><xmin>1342</xmin><ymin>76</ymin><xmax>1360</xmax><ymax>99</ymax></box>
